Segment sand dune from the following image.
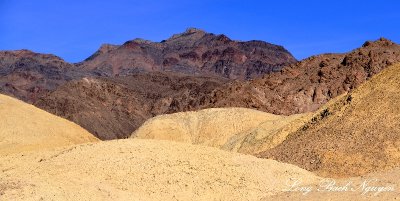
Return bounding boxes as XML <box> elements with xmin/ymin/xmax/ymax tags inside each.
<box><xmin>132</xmin><ymin>108</ymin><xmax>309</xmax><ymax>154</ymax></box>
<box><xmin>0</xmin><ymin>94</ymin><xmax>98</xmax><ymax>155</ymax></box>
<box><xmin>0</xmin><ymin>139</ymin><xmax>320</xmax><ymax>201</ymax></box>
<box><xmin>260</xmin><ymin>63</ymin><xmax>400</xmax><ymax>177</ymax></box>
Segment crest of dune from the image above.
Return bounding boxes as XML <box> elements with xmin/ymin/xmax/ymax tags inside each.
<box><xmin>132</xmin><ymin>108</ymin><xmax>310</xmax><ymax>155</ymax></box>
<box><xmin>0</xmin><ymin>94</ymin><xmax>98</xmax><ymax>155</ymax></box>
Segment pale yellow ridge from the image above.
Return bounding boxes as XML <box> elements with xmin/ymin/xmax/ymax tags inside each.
<box><xmin>0</xmin><ymin>94</ymin><xmax>98</xmax><ymax>155</ymax></box>
<box><xmin>132</xmin><ymin>107</ymin><xmax>309</xmax><ymax>154</ymax></box>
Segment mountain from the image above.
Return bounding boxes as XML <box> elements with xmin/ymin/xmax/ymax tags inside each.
<box><xmin>259</xmin><ymin>63</ymin><xmax>400</xmax><ymax>177</ymax></box>
<box><xmin>35</xmin><ymin>72</ymin><xmax>227</xmax><ymax>140</ymax></box>
<box><xmin>34</xmin><ymin>38</ymin><xmax>400</xmax><ymax>140</ymax></box>
<box><xmin>0</xmin><ymin>29</ymin><xmax>299</xmax><ymax>140</ymax></box>
<box><xmin>78</xmin><ymin>28</ymin><xmax>297</xmax><ymax>79</ymax></box>
<box><xmin>0</xmin><ymin>50</ymin><xmax>83</xmax><ymax>103</ymax></box>
<box><xmin>0</xmin><ymin>94</ymin><xmax>98</xmax><ymax>155</ymax></box>
<box><xmin>195</xmin><ymin>38</ymin><xmax>400</xmax><ymax>115</ymax></box>
<box><xmin>0</xmin><ymin>28</ymin><xmax>294</xmax><ymax>104</ymax></box>
<box><xmin>3</xmin><ymin>36</ymin><xmax>399</xmax><ymax>142</ymax></box>
<box><xmin>132</xmin><ymin>107</ymin><xmax>309</xmax><ymax>154</ymax></box>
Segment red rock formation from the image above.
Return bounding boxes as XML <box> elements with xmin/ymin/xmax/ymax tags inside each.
<box><xmin>0</xmin><ymin>50</ymin><xmax>80</xmax><ymax>102</ymax></box>
<box><xmin>195</xmin><ymin>38</ymin><xmax>400</xmax><ymax>115</ymax></box>
<box><xmin>78</xmin><ymin>28</ymin><xmax>297</xmax><ymax>79</ymax></box>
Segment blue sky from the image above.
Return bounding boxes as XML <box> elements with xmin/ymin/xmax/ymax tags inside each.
<box><xmin>1</xmin><ymin>0</ymin><xmax>399</xmax><ymax>62</ymax></box>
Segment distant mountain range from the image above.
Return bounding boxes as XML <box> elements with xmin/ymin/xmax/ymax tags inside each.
<box><xmin>0</xmin><ymin>28</ymin><xmax>296</xmax><ymax>103</ymax></box>
<box><xmin>79</xmin><ymin>28</ymin><xmax>296</xmax><ymax>79</ymax></box>
<box><xmin>1</xmin><ymin>29</ymin><xmax>399</xmax><ymax>140</ymax></box>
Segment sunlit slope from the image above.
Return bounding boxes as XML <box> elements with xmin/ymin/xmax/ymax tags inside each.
<box><xmin>132</xmin><ymin>108</ymin><xmax>309</xmax><ymax>154</ymax></box>
<box><xmin>261</xmin><ymin>63</ymin><xmax>400</xmax><ymax>177</ymax></box>
<box><xmin>0</xmin><ymin>94</ymin><xmax>98</xmax><ymax>155</ymax></box>
<box><xmin>0</xmin><ymin>139</ymin><xmax>319</xmax><ymax>201</ymax></box>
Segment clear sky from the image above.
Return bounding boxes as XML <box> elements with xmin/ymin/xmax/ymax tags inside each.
<box><xmin>1</xmin><ymin>0</ymin><xmax>399</xmax><ymax>63</ymax></box>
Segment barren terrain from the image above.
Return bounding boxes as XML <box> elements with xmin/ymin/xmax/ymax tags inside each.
<box><xmin>0</xmin><ymin>139</ymin><xmax>320</xmax><ymax>201</ymax></box>
<box><xmin>133</xmin><ymin>108</ymin><xmax>310</xmax><ymax>155</ymax></box>
<box><xmin>260</xmin><ymin>63</ymin><xmax>400</xmax><ymax>177</ymax></box>
<box><xmin>0</xmin><ymin>94</ymin><xmax>98</xmax><ymax>155</ymax></box>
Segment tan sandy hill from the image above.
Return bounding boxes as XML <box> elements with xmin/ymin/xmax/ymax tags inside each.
<box><xmin>0</xmin><ymin>94</ymin><xmax>98</xmax><ymax>155</ymax></box>
<box><xmin>259</xmin><ymin>63</ymin><xmax>400</xmax><ymax>177</ymax></box>
<box><xmin>132</xmin><ymin>108</ymin><xmax>310</xmax><ymax>155</ymax></box>
<box><xmin>0</xmin><ymin>139</ymin><xmax>320</xmax><ymax>201</ymax></box>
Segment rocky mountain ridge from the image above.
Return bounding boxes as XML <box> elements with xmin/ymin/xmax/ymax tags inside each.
<box><xmin>78</xmin><ymin>28</ymin><xmax>297</xmax><ymax>79</ymax></box>
<box><xmin>1</xmin><ymin>34</ymin><xmax>399</xmax><ymax>140</ymax></box>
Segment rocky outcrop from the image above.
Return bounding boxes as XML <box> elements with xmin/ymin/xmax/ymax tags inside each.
<box><xmin>0</xmin><ymin>29</ymin><xmax>297</xmax><ymax>140</ymax></box>
<box><xmin>35</xmin><ymin>72</ymin><xmax>227</xmax><ymax>140</ymax></box>
<box><xmin>195</xmin><ymin>38</ymin><xmax>400</xmax><ymax>115</ymax></box>
<box><xmin>3</xmin><ymin>36</ymin><xmax>400</xmax><ymax>142</ymax></box>
<box><xmin>0</xmin><ymin>50</ymin><xmax>82</xmax><ymax>103</ymax></box>
<box><xmin>259</xmin><ymin>63</ymin><xmax>400</xmax><ymax>177</ymax></box>
<box><xmin>79</xmin><ymin>28</ymin><xmax>297</xmax><ymax>79</ymax></box>
<box><xmin>34</xmin><ymin>38</ymin><xmax>400</xmax><ymax>140</ymax></box>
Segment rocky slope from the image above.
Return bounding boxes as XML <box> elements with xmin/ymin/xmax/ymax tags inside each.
<box><xmin>35</xmin><ymin>72</ymin><xmax>227</xmax><ymax>140</ymax></box>
<box><xmin>0</xmin><ymin>29</ymin><xmax>299</xmax><ymax>140</ymax></box>
<box><xmin>79</xmin><ymin>28</ymin><xmax>297</xmax><ymax>79</ymax></box>
<box><xmin>0</xmin><ymin>94</ymin><xmax>98</xmax><ymax>155</ymax></box>
<box><xmin>132</xmin><ymin>108</ymin><xmax>310</xmax><ymax>155</ymax></box>
<box><xmin>0</xmin><ymin>50</ymin><xmax>82</xmax><ymax>103</ymax></box>
<box><xmin>259</xmin><ymin>63</ymin><xmax>400</xmax><ymax>177</ymax></box>
<box><xmin>34</xmin><ymin>38</ymin><xmax>400</xmax><ymax>140</ymax></box>
<box><xmin>196</xmin><ymin>38</ymin><xmax>400</xmax><ymax>115</ymax></box>
<box><xmin>0</xmin><ymin>139</ymin><xmax>320</xmax><ymax>201</ymax></box>
<box><xmin>0</xmin><ymin>29</ymin><xmax>295</xmax><ymax>106</ymax></box>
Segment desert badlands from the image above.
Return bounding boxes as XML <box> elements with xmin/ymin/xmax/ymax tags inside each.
<box><xmin>1</xmin><ymin>64</ymin><xmax>400</xmax><ymax>200</ymax></box>
<box><xmin>1</xmin><ymin>25</ymin><xmax>400</xmax><ymax>200</ymax></box>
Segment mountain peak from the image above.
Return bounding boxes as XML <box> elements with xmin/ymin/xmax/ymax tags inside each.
<box><xmin>0</xmin><ymin>49</ymin><xmax>35</xmax><ymax>57</ymax></box>
<box><xmin>167</xmin><ymin>28</ymin><xmax>207</xmax><ymax>41</ymax></box>
<box><xmin>98</xmin><ymin>44</ymin><xmax>119</xmax><ymax>53</ymax></box>
<box><xmin>185</xmin><ymin>27</ymin><xmax>205</xmax><ymax>34</ymax></box>
<box><xmin>80</xmin><ymin>29</ymin><xmax>296</xmax><ymax>79</ymax></box>
<box><xmin>83</xmin><ymin>44</ymin><xmax>119</xmax><ymax>61</ymax></box>
<box><xmin>131</xmin><ymin>38</ymin><xmax>153</xmax><ymax>44</ymax></box>
<box><xmin>362</xmin><ymin>37</ymin><xmax>394</xmax><ymax>47</ymax></box>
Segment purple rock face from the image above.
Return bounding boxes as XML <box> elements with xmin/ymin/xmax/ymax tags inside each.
<box><xmin>78</xmin><ymin>28</ymin><xmax>297</xmax><ymax>79</ymax></box>
<box><xmin>2</xmin><ymin>30</ymin><xmax>399</xmax><ymax>141</ymax></box>
<box><xmin>194</xmin><ymin>38</ymin><xmax>400</xmax><ymax>115</ymax></box>
<box><xmin>0</xmin><ymin>50</ymin><xmax>81</xmax><ymax>103</ymax></box>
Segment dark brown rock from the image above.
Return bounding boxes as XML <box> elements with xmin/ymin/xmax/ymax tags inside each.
<box><xmin>34</xmin><ymin>39</ymin><xmax>400</xmax><ymax>140</ymax></box>
<box><xmin>78</xmin><ymin>28</ymin><xmax>297</xmax><ymax>79</ymax></box>
<box><xmin>35</xmin><ymin>72</ymin><xmax>227</xmax><ymax>140</ymax></box>
<box><xmin>194</xmin><ymin>38</ymin><xmax>400</xmax><ymax>115</ymax></box>
<box><xmin>3</xmin><ymin>36</ymin><xmax>400</xmax><ymax>142</ymax></box>
<box><xmin>0</xmin><ymin>50</ymin><xmax>81</xmax><ymax>103</ymax></box>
